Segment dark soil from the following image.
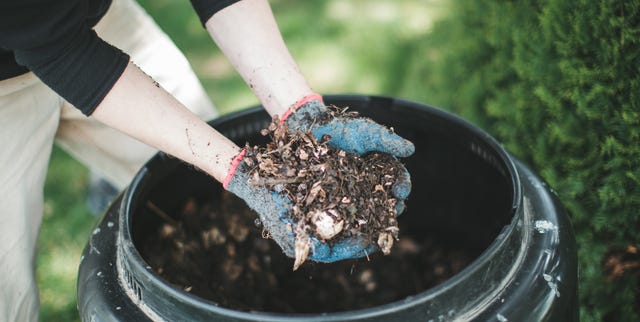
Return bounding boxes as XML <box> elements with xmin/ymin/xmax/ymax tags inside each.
<box><xmin>140</xmin><ymin>192</ymin><xmax>475</xmax><ymax>313</ymax></box>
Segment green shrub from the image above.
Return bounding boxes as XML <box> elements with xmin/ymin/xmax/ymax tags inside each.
<box><xmin>403</xmin><ymin>0</ymin><xmax>640</xmax><ymax>320</ymax></box>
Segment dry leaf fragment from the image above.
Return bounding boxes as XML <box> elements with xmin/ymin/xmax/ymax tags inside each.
<box><xmin>202</xmin><ymin>226</ymin><xmax>226</xmax><ymax>248</ymax></box>
<box><xmin>228</xmin><ymin>216</ymin><xmax>250</xmax><ymax>242</ymax></box>
<box><xmin>160</xmin><ymin>224</ymin><xmax>176</xmax><ymax>238</ymax></box>
<box><xmin>298</xmin><ymin>149</ymin><xmax>309</xmax><ymax>160</ymax></box>
<box><xmin>377</xmin><ymin>232</ymin><xmax>394</xmax><ymax>255</ymax></box>
<box><xmin>293</xmin><ymin>222</ymin><xmax>311</xmax><ymax>271</ymax></box>
<box><xmin>305</xmin><ymin>181</ymin><xmax>324</xmax><ymax>206</ymax></box>
<box><xmin>267</xmin><ymin>119</ymin><xmax>278</xmax><ymax>131</ymax></box>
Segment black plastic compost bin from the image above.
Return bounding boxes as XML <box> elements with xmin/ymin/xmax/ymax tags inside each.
<box><xmin>77</xmin><ymin>95</ymin><xmax>578</xmax><ymax>321</ymax></box>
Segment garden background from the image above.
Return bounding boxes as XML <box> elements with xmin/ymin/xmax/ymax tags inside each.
<box><xmin>38</xmin><ymin>0</ymin><xmax>638</xmax><ymax>321</ymax></box>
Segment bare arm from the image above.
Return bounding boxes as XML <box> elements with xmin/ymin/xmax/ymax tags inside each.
<box><xmin>91</xmin><ymin>62</ymin><xmax>242</xmax><ymax>182</ymax></box>
<box><xmin>92</xmin><ymin>0</ymin><xmax>312</xmax><ymax>182</ymax></box>
<box><xmin>205</xmin><ymin>0</ymin><xmax>315</xmax><ymax>117</ymax></box>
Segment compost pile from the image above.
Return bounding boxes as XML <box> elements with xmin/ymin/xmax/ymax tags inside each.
<box><xmin>139</xmin><ymin>109</ymin><xmax>475</xmax><ymax>313</ymax></box>
<box><xmin>242</xmin><ymin>109</ymin><xmax>402</xmax><ymax>269</ymax></box>
<box><xmin>141</xmin><ymin>192</ymin><xmax>474</xmax><ymax>313</ymax></box>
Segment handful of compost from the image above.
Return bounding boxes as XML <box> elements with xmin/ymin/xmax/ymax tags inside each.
<box><xmin>224</xmin><ymin>98</ymin><xmax>413</xmax><ymax>270</ymax></box>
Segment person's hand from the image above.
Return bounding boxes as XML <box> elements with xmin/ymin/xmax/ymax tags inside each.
<box><xmin>283</xmin><ymin>94</ymin><xmax>415</xmax><ymax>157</ymax></box>
<box><xmin>223</xmin><ymin>150</ymin><xmax>377</xmax><ymax>267</ymax></box>
<box><xmin>283</xmin><ymin>94</ymin><xmax>414</xmax><ymax>215</ymax></box>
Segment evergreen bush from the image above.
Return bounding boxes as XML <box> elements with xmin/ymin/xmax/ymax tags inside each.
<box><xmin>401</xmin><ymin>1</ymin><xmax>640</xmax><ymax>320</ymax></box>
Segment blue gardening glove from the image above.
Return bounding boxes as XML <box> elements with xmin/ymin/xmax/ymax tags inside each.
<box><xmin>223</xmin><ymin>150</ymin><xmax>377</xmax><ymax>269</ymax></box>
<box><xmin>283</xmin><ymin>94</ymin><xmax>414</xmax><ymax>214</ymax></box>
<box><xmin>283</xmin><ymin>94</ymin><xmax>415</xmax><ymax>158</ymax></box>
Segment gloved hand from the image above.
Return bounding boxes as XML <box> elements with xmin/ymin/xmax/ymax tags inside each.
<box><xmin>282</xmin><ymin>94</ymin><xmax>415</xmax><ymax>157</ymax></box>
<box><xmin>223</xmin><ymin>150</ymin><xmax>377</xmax><ymax>266</ymax></box>
<box><xmin>283</xmin><ymin>93</ymin><xmax>414</xmax><ymax>215</ymax></box>
<box><xmin>224</xmin><ymin>94</ymin><xmax>414</xmax><ymax>265</ymax></box>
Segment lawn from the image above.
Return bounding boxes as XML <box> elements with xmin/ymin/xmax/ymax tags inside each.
<box><xmin>37</xmin><ymin>1</ymin><xmax>447</xmax><ymax>321</ymax></box>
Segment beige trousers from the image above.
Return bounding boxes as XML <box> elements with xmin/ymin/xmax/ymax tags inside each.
<box><xmin>0</xmin><ymin>0</ymin><xmax>217</xmax><ymax>320</ymax></box>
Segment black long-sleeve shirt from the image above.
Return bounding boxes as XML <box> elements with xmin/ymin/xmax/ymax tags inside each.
<box><xmin>0</xmin><ymin>0</ymin><xmax>240</xmax><ymax>115</ymax></box>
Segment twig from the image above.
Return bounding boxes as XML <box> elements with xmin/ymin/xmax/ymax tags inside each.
<box><xmin>250</xmin><ymin>177</ymin><xmax>302</xmax><ymax>186</ymax></box>
<box><xmin>147</xmin><ymin>201</ymin><xmax>178</xmax><ymax>226</ymax></box>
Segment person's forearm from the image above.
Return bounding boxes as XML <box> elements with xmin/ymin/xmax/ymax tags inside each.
<box><xmin>91</xmin><ymin>62</ymin><xmax>242</xmax><ymax>182</ymax></box>
<box><xmin>205</xmin><ymin>0</ymin><xmax>315</xmax><ymax>117</ymax></box>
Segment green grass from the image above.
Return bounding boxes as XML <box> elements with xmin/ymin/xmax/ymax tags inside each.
<box><xmin>37</xmin><ymin>1</ymin><xmax>447</xmax><ymax>321</ymax></box>
<box><xmin>39</xmin><ymin>146</ymin><xmax>97</xmax><ymax>322</ymax></box>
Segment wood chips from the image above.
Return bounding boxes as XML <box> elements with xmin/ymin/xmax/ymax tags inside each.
<box><xmin>243</xmin><ymin>110</ymin><xmax>404</xmax><ymax>269</ymax></box>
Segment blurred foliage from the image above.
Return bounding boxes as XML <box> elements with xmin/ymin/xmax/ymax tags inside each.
<box><xmin>414</xmin><ymin>0</ymin><xmax>640</xmax><ymax>320</ymax></box>
<box><xmin>135</xmin><ymin>0</ymin><xmax>447</xmax><ymax>113</ymax></box>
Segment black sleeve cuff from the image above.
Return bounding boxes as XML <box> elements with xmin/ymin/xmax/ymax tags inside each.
<box><xmin>14</xmin><ymin>27</ymin><xmax>129</xmax><ymax>116</ymax></box>
<box><xmin>190</xmin><ymin>0</ymin><xmax>242</xmax><ymax>26</ymax></box>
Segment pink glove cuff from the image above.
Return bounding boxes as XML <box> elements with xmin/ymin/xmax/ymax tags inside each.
<box><xmin>280</xmin><ymin>93</ymin><xmax>324</xmax><ymax>123</ymax></box>
<box><xmin>223</xmin><ymin>149</ymin><xmax>247</xmax><ymax>190</ymax></box>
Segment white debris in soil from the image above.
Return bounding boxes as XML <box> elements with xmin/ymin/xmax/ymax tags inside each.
<box><xmin>497</xmin><ymin>313</ymin><xmax>508</xmax><ymax>321</ymax></box>
<box><xmin>377</xmin><ymin>231</ymin><xmax>395</xmax><ymax>255</ymax></box>
<box><xmin>357</xmin><ymin>269</ymin><xmax>377</xmax><ymax>292</ymax></box>
<box><xmin>92</xmin><ymin>227</ymin><xmax>101</xmax><ymax>235</ymax></box>
<box><xmin>311</xmin><ymin>209</ymin><xmax>344</xmax><ymax>240</ymax></box>
<box><xmin>534</xmin><ymin>220</ymin><xmax>557</xmax><ymax>233</ymax></box>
